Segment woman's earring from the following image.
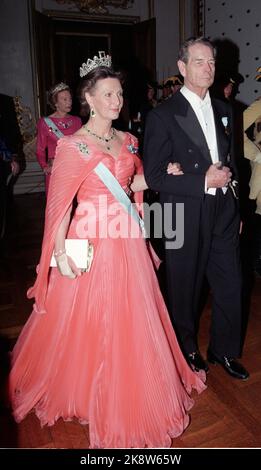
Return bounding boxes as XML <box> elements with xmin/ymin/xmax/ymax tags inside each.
<box><xmin>90</xmin><ymin>108</ymin><xmax>96</xmax><ymax>118</ymax></box>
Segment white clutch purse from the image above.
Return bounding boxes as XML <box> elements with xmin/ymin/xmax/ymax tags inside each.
<box><xmin>50</xmin><ymin>239</ymin><xmax>94</xmax><ymax>272</ymax></box>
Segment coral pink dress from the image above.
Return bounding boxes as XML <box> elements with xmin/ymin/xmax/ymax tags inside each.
<box><xmin>9</xmin><ymin>133</ymin><xmax>206</xmax><ymax>448</ymax></box>
<box><xmin>36</xmin><ymin>115</ymin><xmax>82</xmax><ymax>194</ymax></box>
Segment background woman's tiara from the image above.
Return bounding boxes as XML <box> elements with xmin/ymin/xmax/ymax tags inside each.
<box><xmin>80</xmin><ymin>51</ymin><xmax>112</xmax><ymax>77</ymax></box>
<box><xmin>49</xmin><ymin>82</ymin><xmax>69</xmax><ymax>95</ymax></box>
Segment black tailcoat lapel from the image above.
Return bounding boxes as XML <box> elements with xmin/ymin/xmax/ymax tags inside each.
<box><xmin>171</xmin><ymin>92</ymin><xmax>231</xmax><ymax>166</ymax></box>
<box><xmin>172</xmin><ymin>93</ymin><xmax>212</xmax><ymax>164</ymax></box>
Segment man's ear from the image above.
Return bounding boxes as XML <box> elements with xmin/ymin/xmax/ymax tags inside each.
<box><xmin>177</xmin><ymin>60</ymin><xmax>186</xmax><ymax>79</ymax></box>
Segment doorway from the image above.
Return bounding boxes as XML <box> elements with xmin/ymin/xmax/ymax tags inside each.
<box><xmin>33</xmin><ymin>10</ymin><xmax>156</xmax><ymax>124</ymax></box>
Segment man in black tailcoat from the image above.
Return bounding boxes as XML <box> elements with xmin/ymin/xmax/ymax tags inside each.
<box><xmin>143</xmin><ymin>37</ymin><xmax>249</xmax><ymax>380</ymax></box>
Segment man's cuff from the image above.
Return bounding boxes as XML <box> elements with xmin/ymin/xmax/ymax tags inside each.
<box><xmin>205</xmin><ymin>176</ymin><xmax>208</xmax><ymax>193</ymax></box>
<box><xmin>205</xmin><ymin>176</ymin><xmax>217</xmax><ymax>196</ymax></box>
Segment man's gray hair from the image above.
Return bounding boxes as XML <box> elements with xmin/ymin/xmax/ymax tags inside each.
<box><xmin>178</xmin><ymin>36</ymin><xmax>216</xmax><ymax>64</ymax></box>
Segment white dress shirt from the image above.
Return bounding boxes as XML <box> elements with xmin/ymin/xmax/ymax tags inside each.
<box><xmin>181</xmin><ymin>86</ymin><xmax>227</xmax><ymax>195</ymax></box>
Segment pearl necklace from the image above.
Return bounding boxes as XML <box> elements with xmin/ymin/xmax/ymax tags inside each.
<box><xmin>84</xmin><ymin>125</ymin><xmax>116</xmax><ymax>151</ymax></box>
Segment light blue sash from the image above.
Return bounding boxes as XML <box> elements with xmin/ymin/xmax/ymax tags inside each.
<box><xmin>94</xmin><ymin>162</ymin><xmax>146</xmax><ymax>237</ymax></box>
<box><xmin>44</xmin><ymin>117</ymin><xmax>64</xmax><ymax>139</ymax></box>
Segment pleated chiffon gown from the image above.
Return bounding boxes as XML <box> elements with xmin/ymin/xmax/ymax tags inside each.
<box><xmin>9</xmin><ymin>133</ymin><xmax>206</xmax><ymax>448</ymax></box>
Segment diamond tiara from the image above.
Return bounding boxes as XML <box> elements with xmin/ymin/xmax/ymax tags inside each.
<box><xmin>50</xmin><ymin>82</ymin><xmax>69</xmax><ymax>95</ymax></box>
<box><xmin>80</xmin><ymin>51</ymin><xmax>112</xmax><ymax>78</ymax></box>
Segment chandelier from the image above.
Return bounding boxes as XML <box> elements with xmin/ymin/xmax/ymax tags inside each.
<box><xmin>55</xmin><ymin>0</ymin><xmax>134</xmax><ymax>14</ymax></box>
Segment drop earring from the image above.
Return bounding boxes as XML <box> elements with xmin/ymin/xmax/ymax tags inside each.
<box><xmin>90</xmin><ymin>108</ymin><xmax>96</xmax><ymax>118</ymax></box>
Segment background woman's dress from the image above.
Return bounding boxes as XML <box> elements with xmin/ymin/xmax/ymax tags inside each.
<box><xmin>36</xmin><ymin>115</ymin><xmax>82</xmax><ymax>193</ymax></box>
<box><xmin>9</xmin><ymin>134</ymin><xmax>206</xmax><ymax>448</ymax></box>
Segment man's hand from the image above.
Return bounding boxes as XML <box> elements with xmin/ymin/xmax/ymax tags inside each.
<box><xmin>11</xmin><ymin>160</ymin><xmax>19</xmax><ymax>176</ymax></box>
<box><xmin>167</xmin><ymin>162</ymin><xmax>184</xmax><ymax>175</ymax></box>
<box><xmin>206</xmin><ymin>162</ymin><xmax>232</xmax><ymax>188</ymax></box>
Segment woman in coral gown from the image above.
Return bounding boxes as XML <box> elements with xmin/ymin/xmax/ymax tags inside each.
<box><xmin>9</xmin><ymin>54</ymin><xmax>206</xmax><ymax>448</ymax></box>
<box><xmin>36</xmin><ymin>82</ymin><xmax>82</xmax><ymax>194</ymax></box>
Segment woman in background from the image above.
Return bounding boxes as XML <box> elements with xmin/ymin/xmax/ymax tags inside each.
<box><xmin>36</xmin><ymin>82</ymin><xmax>82</xmax><ymax>194</ymax></box>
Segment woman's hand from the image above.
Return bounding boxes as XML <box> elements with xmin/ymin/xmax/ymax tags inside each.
<box><xmin>43</xmin><ymin>166</ymin><xmax>52</xmax><ymax>175</ymax></box>
<box><xmin>129</xmin><ymin>174</ymin><xmax>148</xmax><ymax>192</ymax></box>
<box><xmin>43</xmin><ymin>160</ymin><xmax>53</xmax><ymax>175</ymax></box>
<box><xmin>55</xmin><ymin>253</ymin><xmax>82</xmax><ymax>279</ymax></box>
<box><xmin>167</xmin><ymin>162</ymin><xmax>184</xmax><ymax>175</ymax></box>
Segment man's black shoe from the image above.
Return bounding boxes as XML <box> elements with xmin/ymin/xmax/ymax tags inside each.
<box><xmin>207</xmin><ymin>349</ymin><xmax>249</xmax><ymax>380</ymax></box>
<box><xmin>188</xmin><ymin>351</ymin><xmax>209</xmax><ymax>372</ymax></box>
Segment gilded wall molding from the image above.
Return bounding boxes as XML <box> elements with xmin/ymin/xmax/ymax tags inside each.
<box><xmin>13</xmin><ymin>96</ymin><xmax>37</xmax><ymax>161</ymax></box>
<box><xmin>54</xmin><ymin>0</ymin><xmax>134</xmax><ymax>14</ymax></box>
<box><xmin>43</xmin><ymin>9</ymin><xmax>139</xmax><ymax>24</ymax></box>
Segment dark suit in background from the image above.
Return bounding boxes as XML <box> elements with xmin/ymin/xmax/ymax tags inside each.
<box><xmin>0</xmin><ymin>94</ymin><xmax>22</xmax><ymax>247</ymax></box>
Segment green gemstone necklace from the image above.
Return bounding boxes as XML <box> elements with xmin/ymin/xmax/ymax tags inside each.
<box><xmin>84</xmin><ymin>125</ymin><xmax>116</xmax><ymax>151</ymax></box>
